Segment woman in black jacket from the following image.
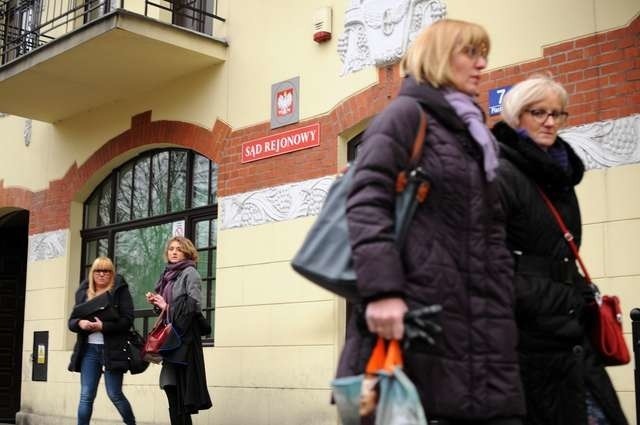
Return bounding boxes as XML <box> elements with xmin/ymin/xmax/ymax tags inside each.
<box><xmin>146</xmin><ymin>236</ymin><xmax>212</xmax><ymax>425</ymax></box>
<box><xmin>68</xmin><ymin>256</ymin><xmax>136</xmax><ymax>425</ymax></box>
<box><xmin>492</xmin><ymin>75</ymin><xmax>628</xmax><ymax>425</ymax></box>
<box><xmin>337</xmin><ymin>19</ymin><xmax>524</xmax><ymax>423</ymax></box>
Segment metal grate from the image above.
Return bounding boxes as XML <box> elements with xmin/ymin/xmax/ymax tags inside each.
<box><xmin>0</xmin><ymin>0</ymin><xmax>224</xmax><ymax>65</ymax></box>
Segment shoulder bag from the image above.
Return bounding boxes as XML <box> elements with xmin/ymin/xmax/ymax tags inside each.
<box><xmin>126</xmin><ymin>328</ymin><xmax>150</xmax><ymax>374</ymax></box>
<box><xmin>538</xmin><ymin>187</ymin><xmax>630</xmax><ymax>366</ymax></box>
<box><xmin>291</xmin><ymin>103</ymin><xmax>430</xmax><ymax>302</ymax></box>
<box><xmin>142</xmin><ymin>307</ymin><xmax>181</xmax><ymax>363</ymax></box>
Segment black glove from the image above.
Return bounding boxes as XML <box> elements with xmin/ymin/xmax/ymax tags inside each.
<box><xmin>403</xmin><ymin>304</ymin><xmax>443</xmax><ymax>350</ymax></box>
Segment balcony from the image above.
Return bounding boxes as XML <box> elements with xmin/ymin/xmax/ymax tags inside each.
<box><xmin>0</xmin><ymin>0</ymin><xmax>227</xmax><ymax>122</ymax></box>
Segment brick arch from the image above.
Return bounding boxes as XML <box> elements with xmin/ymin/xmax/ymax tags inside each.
<box><xmin>0</xmin><ymin>112</ymin><xmax>231</xmax><ymax>235</ymax></box>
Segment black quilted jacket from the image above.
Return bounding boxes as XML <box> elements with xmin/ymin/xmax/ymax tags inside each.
<box><xmin>337</xmin><ymin>77</ymin><xmax>525</xmax><ymax>420</ymax></box>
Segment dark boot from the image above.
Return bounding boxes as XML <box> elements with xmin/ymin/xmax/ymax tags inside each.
<box><xmin>169</xmin><ymin>408</ymin><xmax>180</xmax><ymax>425</ymax></box>
<box><xmin>169</xmin><ymin>408</ymin><xmax>192</xmax><ymax>425</ymax></box>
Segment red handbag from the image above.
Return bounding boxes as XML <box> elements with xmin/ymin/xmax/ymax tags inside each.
<box><xmin>593</xmin><ymin>295</ymin><xmax>631</xmax><ymax>365</ymax></box>
<box><xmin>538</xmin><ymin>188</ymin><xmax>630</xmax><ymax>366</ymax></box>
<box><xmin>142</xmin><ymin>309</ymin><xmax>176</xmax><ymax>363</ymax></box>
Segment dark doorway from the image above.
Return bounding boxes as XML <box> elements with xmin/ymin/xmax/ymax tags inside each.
<box><xmin>0</xmin><ymin>209</ymin><xmax>28</xmax><ymax>423</ymax></box>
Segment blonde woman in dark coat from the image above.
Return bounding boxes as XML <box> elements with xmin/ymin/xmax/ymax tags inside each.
<box><xmin>492</xmin><ymin>75</ymin><xmax>628</xmax><ymax>425</ymax></box>
<box><xmin>337</xmin><ymin>19</ymin><xmax>524</xmax><ymax>424</ymax></box>
<box><xmin>68</xmin><ymin>256</ymin><xmax>136</xmax><ymax>425</ymax></box>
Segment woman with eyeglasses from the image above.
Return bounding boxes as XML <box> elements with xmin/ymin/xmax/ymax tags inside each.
<box><xmin>492</xmin><ymin>75</ymin><xmax>628</xmax><ymax>425</ymax></box>
<box><xmin>68</xmin><ymin>256</ymin><xmax>137</xmax><ymax>425</ymax></box>
<box><xmin>336</xmin><ymin>19</ymin><xmax>525</xmax><ymax>424</ymax></box>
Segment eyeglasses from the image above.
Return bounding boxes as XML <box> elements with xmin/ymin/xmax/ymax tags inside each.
<box><xmin>93</xmin><ymin>269</ymin><xmax>113</xmax><ymax>274</ymax></box>
<box><xmin>525</xmin><ymin>109</ymin><xmax>569</xmax><ymax>125</ymax></box>
<box><xmin>460</xmin><ymin>44</ymin><xmax>488</xmax><ymax>61</ymax></box>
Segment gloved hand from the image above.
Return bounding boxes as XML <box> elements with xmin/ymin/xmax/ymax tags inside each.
<box><xmin>403</xmin><ymin>304</ymin><xmax>443</xmax><ymax>350</ymax></box>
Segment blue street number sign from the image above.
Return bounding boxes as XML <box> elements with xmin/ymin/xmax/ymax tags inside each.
<box><xmin>488</xmin><ymin>85</ymin><xmax>512</xmax><ymax>116</ymax></box>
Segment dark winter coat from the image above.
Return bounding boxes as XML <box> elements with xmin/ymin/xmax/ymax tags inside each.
<box><xmin>68</xmin><ymin>274</ymin><xmax>134</xmax><ymax>373</ymax></box>
<box><xmin>492</xmin><ymin>121</ymin><xmax>628</xmax><ymax>425</ymax></box>
<box><xmin>161</xmin><ymin>294</ymin><xmax>212</xmax><ymax>414</ymax></box>
<box><xmin>157</xmin><ymin>265</ymin><xmax>212</xmax><ymax>414</ymax></box>
<box><xmin>337</xmin><ymin>76</ymin><xmax>525</xmax><ymax>420</ymax></box>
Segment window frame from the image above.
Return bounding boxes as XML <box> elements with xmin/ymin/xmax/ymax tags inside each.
<box><xmin>80</xmin><ymin>148</ymin><xmax>217</xmax><ymax>345</ymax></box>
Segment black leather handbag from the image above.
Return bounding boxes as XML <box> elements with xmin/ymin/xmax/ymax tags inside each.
<box><xmin>126</xmin><ymin>328</ymin><xmax>150</xmax><ymax>374</ymax></box>
<box><xmin>291</xmin><ymin>104</ymin><xmax>430</xmax><ymax>302</ymax></box>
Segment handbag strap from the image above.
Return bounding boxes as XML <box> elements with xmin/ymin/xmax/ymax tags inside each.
<box><xmin>536</xmin><ymin>187</ymin><xmax>593</xmax><ymax>284</ymax></box>
<box><xmin>396</xmin><ymin>104</ymin><xmax>429</xmax><ymax>199</ymax></box>
<box><xmin>409</xmin><ymin>104</ymin><xmax>428</xmax><ymax>167</ymax></box>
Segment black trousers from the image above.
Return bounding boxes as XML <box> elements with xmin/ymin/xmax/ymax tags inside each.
<box><xmin>164</xmin><ymin>385</ymin><xmax>192</xmax><ymax>425</ymax></box>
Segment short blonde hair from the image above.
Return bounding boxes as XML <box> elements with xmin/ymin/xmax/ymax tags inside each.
<box><xmin>401</xmin><ymin>19</ymin><xmax>490</xmax><ymax>87</ymax></box>
<box><xmin>501</xmin><ymin>74</ymin><xmax>568</xmax><ymax>128</ymax></box>
<box><xmin>88</xmin><ymin>256</ymin><xmax>115</xmax><ymax>299</ymax></box>
<box><xmin>163</xmin><ymin>236</ymin><xmax>199</xmax><ymax>262</ymax></box>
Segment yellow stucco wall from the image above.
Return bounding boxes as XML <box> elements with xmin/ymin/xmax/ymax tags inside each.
<box><xmin>578</xmin><ymin>163</ymin><xmax>640</xmax><ymax>422</ymax></box>
<box><xmin>449</xmin><ymin>0</ymin><xmax>639</xmax><ymax>70</ymax></box>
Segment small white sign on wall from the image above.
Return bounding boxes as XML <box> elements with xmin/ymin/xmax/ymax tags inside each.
<box><xmin>172</xmin><ymin>221</ymin><xmax>185</xmax><ymax>236</ymax></box>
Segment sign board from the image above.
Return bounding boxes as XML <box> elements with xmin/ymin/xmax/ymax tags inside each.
<box><xmin>242</xmin><ymin>123</ymin><xmax>320</xmax><ymax>163</ymax></box>
<box><xmin>271</xmin><ymin>77</ymin><xmax>300</xmax><ymax>129</ymax></box>
<box><xmin>32</xmin><ymin>331</ymin><xmax>48</xmax><ymax>381</ymax></box>
<box><xmin>172</xmin><ymin>221</ymin><xmax>185</xmax><ymax>237</ymax></box>
<box><xmin>488</xmin><ymin>85</ymin><xmax>512</xmax><ymax>116</ymax></box>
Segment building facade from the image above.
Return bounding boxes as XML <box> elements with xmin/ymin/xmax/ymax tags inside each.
<box><xmin>0</xmin><ymin>0</ymin><xmax>639</xmax><ymax>423</ymax></box>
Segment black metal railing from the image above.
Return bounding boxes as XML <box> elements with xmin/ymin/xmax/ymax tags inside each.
<box><xmin>631</xmin><ymin>308</ymin><xmax>640</xmax><ymax>424</ymax></box>
<box><xmin>0</xmin><ymin>0</ymin><xmax>224</xmax><ymax>66</ymax></box>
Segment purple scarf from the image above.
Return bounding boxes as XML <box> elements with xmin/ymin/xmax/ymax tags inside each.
<box><xmin>443</xmin><ymin>89</ymin><xmax>499</xmax><ymax>181</ymax></box>
<box><xmin>154</xmin><ymin>259</ymin><xmax>197</xmax><ymax>303</ymax></box>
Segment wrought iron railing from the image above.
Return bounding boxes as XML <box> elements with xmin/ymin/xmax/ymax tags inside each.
<box><xmin>0</xmin><ymin>0</ymin><xmax>224</xmax><ymax>65</ymax></box>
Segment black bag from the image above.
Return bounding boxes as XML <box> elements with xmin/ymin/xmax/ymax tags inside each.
<box><xmin>70</xmin><ymin>292</ymin><xmax>119</xmax><ymax>322</ymax></box>
<box><xmin>126</xmin><ymin>328</ymin><xmax>150</xmax><ymax>374</ymax></box>
<box><xmin>291</xmin><ymin>104</ymin><xmax>429</xmax><ymax>302</ymax></box>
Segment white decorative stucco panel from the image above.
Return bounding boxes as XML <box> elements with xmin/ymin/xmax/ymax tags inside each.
<box><xmin>220</xmin><ymin>177</ymin><xmax>334</xmax><ymax>230</ymax></box>
<box><xmin>220</xmin><ymin>115</ymin><xmax>639</xmax><ymax>230</ymax></box>
<box><xmin>337</xmin><ymin>0</ymin><xmax>447</xmax><ymax>75</ymax></box>
<box><xmin>561</xmin><ymin>114</ymin><xmax>640</xmax><ymax>170</ymax></box>
<box><xmin>28</xmin><ymin>229</ymin><xmax>67</xmax><ymax>262</ymax></box>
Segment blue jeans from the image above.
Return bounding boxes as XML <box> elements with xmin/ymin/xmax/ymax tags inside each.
<box><xmin>78</xmin><ymin>344</ymin><xmax>136</xmax><ymax>425</ymax></box>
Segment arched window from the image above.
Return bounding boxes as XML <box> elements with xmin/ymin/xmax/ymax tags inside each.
<box><xmin>81</xmin><ymin>148</ymin><xmax>217</xmax><ymax>344</ymax></box>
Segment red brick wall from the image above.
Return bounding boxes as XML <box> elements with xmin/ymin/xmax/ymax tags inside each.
<box><xmin>1</xmin><ymin>16</ymin><xmax>638</xmax><ymax>235</ymax></box>
<box><xmin>217</xmin><ymin>65</ymin><xmax>401</xmax><ymax>196</ymax></box>
<box><xmin>479</xmin><ymin>15</ymin><xmax>640</xmax><ymax>127</ymax></box>
<box><xmin>0</xmin><ymin>112</ymin><xmax>230</xmax><ymax>235</ymax></box>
